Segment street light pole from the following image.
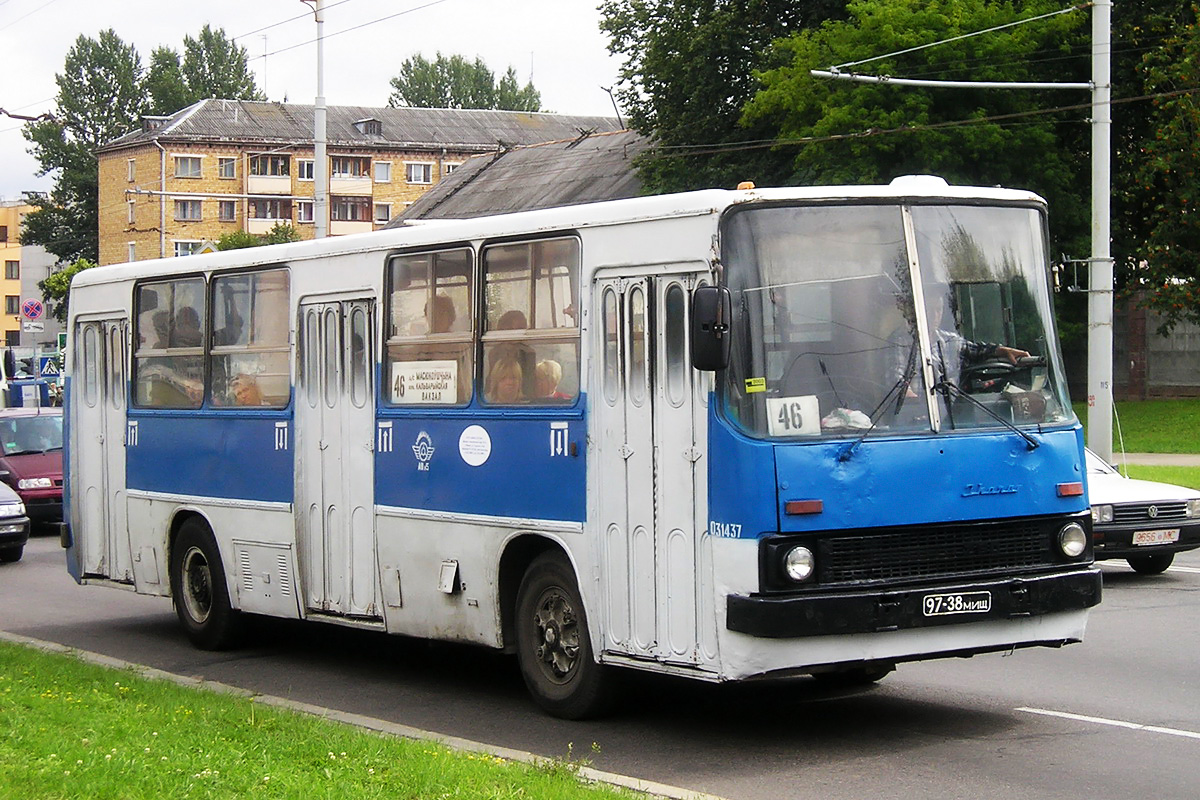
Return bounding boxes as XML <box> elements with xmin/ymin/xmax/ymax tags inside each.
<box><xmin>1088</xmin><ymin>0</ymin><xmax>1113</xmax><ymax>462</ymax></box>
<box><xmin>303</xmin><ymin>0</ymin><xmax>329</xmax><ymax>239</ymax></box>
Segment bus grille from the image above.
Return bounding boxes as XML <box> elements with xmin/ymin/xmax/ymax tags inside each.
<box><xmin>818</xmin><ymin>521</ymin><xmax>1051</xmax><ymax>586</ymax></box>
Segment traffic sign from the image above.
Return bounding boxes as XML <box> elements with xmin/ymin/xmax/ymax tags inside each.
<box><xmin>21</xmin><ymin>299</ymin><xmax>43</xmax><ymax>320</ymax></box>
<box><xmin>38</xmin><ymin>357</ymin><xmax>59</xmax><ymax>377</ymax></box>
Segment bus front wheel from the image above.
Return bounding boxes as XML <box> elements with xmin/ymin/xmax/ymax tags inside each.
<box><xmin>515</xmin><ymin>552</ymin><xmax>611</xmax><ymax>719</ymax></box>
<box><xmin>169</xmin><ymin>518</ymin><xmax>243</xmax><ymax>650</ymax></box>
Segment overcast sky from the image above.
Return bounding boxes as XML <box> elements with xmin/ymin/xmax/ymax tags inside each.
<box><xmin>0</xmin><ymin>0</ymin><xmax>623</xmax><ymax>200</ymax></box>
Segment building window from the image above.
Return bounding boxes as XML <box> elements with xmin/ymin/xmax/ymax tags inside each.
<box><xmin>331</xmin><ymin>156</ymin><xmax>370</xmax><ymax>178</ymax></box>
<box><xmin>406</xmin><ymin>162</ymin><xmax>433</xmax><ymax>184</ymax></box>
<box><xmin>331</xmin><ymin>196</ymin><xmax>370</xmax><ymax>222</ymax></box>
<box><xmin>4</xmin><ymin>261</ymin><xmax>18</xmax><ymax>280</ymax></box>
<box><xmin>218</xmin><ymin>157</ymin><xmax>236</xmax><ymax>179</ymax></box>
<box><xmin>4</xmin><ymin>330</ymin><xmax>18</xmax><ymax>347</ymax></box>
<box><xmin>218</xmin><ymin>200</ymin><xmax>237</xmax><ymax>222</ymax></box>
<box><xmin>249</xmin><ymin>155</ymin><xmax>290</xmax><ymax>176</ymax></box>
<box><xmin>173</xmin><ymin>241</ymin><xmax>203</xmax><ymax>258</ymax></box>
<box><xmin>0</xmin><ymin>226</ymin><xmax>6</xmax><ymax>242</ymax></box>
<box><xmin>128</xmin><ymin>242</ymin><xmax>137</xmax><ymax>262</ymax></box>
<box><xmin>249</xmin><ymin>199</ymin><xmax>291</xmax><ymax>220</ymax></box>
<box><xmin>5</xmin><ymin>296</ymin><xmax>19</xmax><ymax>315</ymax></box>
<box><xmin>174</xmin><ymin>199</ymin><xmax>202</xmax><ymax>221</ymax></box>
<box><xmin>443</xmin><ymin>162</ymin><xmax>460</xmax><ymax>175</ymax></box>
<box><xmin>297</xmin><ymin>159</ymin><xmax>314</xmax><ymax>181</ymax></box>
<box><xmin>373</xmin><ymin>161</ymin><xmax>392</xmax><ymax>183</ymax></box>
<box><xmin>127</xmin><ymin>159</ymin><xmax>136</xmax><ymax>182</ymax></box>
<box><xmin>174</xmin><ymin>156</ymin><xmax>202</xmax><ymax>178</ymax></box>
<box><xmin>127</xmin><ymin>200</ymin><xmax>136</xmax><ymax>225</ymax></box>
<box><xmin>374</xmin><ymin>203</ymin><xmax>392</xmax><ymax>224</ymax></box>
<box><xmin>296</xmin><ymin>201</ymin><xmax>314</xmax><ymax>223</ymax></box>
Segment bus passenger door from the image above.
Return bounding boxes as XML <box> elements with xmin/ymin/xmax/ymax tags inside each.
<box><xmin>595</xmin><ymin>274</ymin><xmax>703</xmax><ymax>664</ymax></box>
<box><xmin>296</xmin><ymin>299</ymin><xmax>380</xmax><ymax>619</ymax></box>
<box><xmin>72</xmin><ymin>319</ymin><xmax>132</xmax><ymax>581</ymax></box>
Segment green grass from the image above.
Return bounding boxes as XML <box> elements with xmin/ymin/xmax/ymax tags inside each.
<box><xmin>0</xmin><ymin>641</ymin><xmax>634</xmax><ymax>800</ymax></box>
<box><xmin>1119</xmin><ymin>465</ymin><xmax>1200</xmax><ymax>492</ymax></box>
<box><xmin>1073</xmin><ymin>398</ymin><xmax>1200</xmax><ymax>453</ymax></box>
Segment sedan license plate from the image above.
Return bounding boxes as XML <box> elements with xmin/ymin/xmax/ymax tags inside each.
<box><xmin>922</xmin><ymin>591</ymin><xmax>992</xmax><ymax>617</ymax></box>
<box><xmin>1132</xmin><ymin>528</ymin><xmax>1180</xmax><ymax>546</ymax></box>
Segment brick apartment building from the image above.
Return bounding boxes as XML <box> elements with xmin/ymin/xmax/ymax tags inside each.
<box><xmin>96</xmin><ymin>99</ymin><xmax>623</xmax><ymax>266</ymax></box>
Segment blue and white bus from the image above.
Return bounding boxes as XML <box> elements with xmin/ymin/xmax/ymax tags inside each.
<box><xmin>64</xmin><ymin>177</ymin><xmax>1101</xmax><ymax>718</ymax></box>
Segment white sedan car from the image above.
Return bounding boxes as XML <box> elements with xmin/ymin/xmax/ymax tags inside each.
<box><xmin>1086</xmin><ymin>449</ymin><xmax>1200</xmax><ymax>574</ymax></box>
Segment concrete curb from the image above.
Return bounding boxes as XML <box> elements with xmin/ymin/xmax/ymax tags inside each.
<box><xmin>0</xmin><ymin>630</ymin><xmax>726</xmax><ymax>800</ymax></box>
<box><xmin>1112</xmin><ymin>453</ymin><xmax>1200</xmax><ymax>467</ymax></box>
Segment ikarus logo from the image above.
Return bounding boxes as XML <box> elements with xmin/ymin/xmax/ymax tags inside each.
<box><xmin>412</xmin><ymin>431</ymin><xmax>435</xmax><ymax>471</ymax></box>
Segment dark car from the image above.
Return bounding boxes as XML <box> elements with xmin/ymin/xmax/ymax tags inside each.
<box><xmin>0</xmin><ymin>479</ymin><xmax>30</xmax><ymax>562</ymax></box>
<box><xmin>1086</xmin><ymin>448</ymin><xmax>1200</xmax><ymax>574</ymax></box>
<box><xmin>0</xmin><ymin>408</ymin><xmax>63</xmax><ymax>523</ymax></box>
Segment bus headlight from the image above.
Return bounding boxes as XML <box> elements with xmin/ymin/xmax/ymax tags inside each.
<box><xmin>783</xmin><ymin>546</ymin><xmax>815</xmax><ymax>583</ymax></box>
<box><xmin>1058</xmin><ymin>522</ymin><xmax>1088</xmax><ymax>558</ymax></box>
<box><xmin>1091</xmin><ymin>504</ymin><xmax>1113</xmax><ymax>524</ymax></box>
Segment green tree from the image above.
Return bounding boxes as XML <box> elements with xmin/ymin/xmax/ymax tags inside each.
<box><xmin>21</xmin><ymin>30</ymin><xmax>147</xmax><ymax>263</ymax></box>
<box><xmin>742</xmin><ymin>0</ymin><xmax>1090</xmax><ymax>251</ymax></box>
<box><xmin>147</xmin><ymin>25</ymin><xmax>264</xmax><ymax>114</ymax></box>
<box><xmin>216</xmin><ymin>223</ymin><xmax>300</xmax><ymax>251</ymax></box>
<box><xmin>1112</xmin><ymin>2</ymin><xmax>1200</xmax><ymax>332</ymax></box>
<box><xmin>38</xmin><ymin>258</ymin><xmax>99</xmax><ymax>323</ymax></box>
<box><xmin>599</xmin><ymin>0</ymin><xmax>848</xmax><ymax>192</ymax></box>
<box><xmin>387</xmin><ymin>53</ymin><xmax>541</xmax><ymax>111</ymax></box>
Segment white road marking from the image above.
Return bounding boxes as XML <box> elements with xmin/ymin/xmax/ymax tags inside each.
<box><xmin>1017</xmin><ymin>707</ymin><xmax>1200</xmax><ymax>741</ymax></box>
<box><xmin>1169</xmin><ymin>566</ymin><xmax>1200</xmax><ymax>574</ymax></box>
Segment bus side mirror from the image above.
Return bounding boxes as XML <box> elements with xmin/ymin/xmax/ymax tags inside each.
<box><xmin>691</xmin><ymin>285</ymin><xmax>731</xmax><ymax>371</ymax></box>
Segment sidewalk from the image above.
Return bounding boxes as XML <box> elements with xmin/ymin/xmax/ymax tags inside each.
<box><xmin>1112</xmin><ymin>452</ymin><xmax>1200</xmax><ymax>467</ymax></box>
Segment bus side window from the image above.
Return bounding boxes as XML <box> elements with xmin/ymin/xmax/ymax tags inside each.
<box><xmin>385</xmin><ymin>248</ymin><xmax>474</xmax><ymax>406</ymax></box>
<box><xmin>482</xmin><ymin>237</ymin><xmax>580</xmax><ymax>405</ymax></box>
<box><xmin>209</xmin><ymin>268</ymin><xmax>291</xmax><ymax>407</ymax></box>
<box><xmin>132</xmin><ymin>278</ymin><xmax>206</xmax><ymax>409</ymax></box>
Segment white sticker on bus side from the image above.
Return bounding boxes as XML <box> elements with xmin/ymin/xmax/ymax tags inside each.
<box><xmin>458</xmin><ymin>424</ymin><xmax>491</xmax><ymax>467</ymax></box>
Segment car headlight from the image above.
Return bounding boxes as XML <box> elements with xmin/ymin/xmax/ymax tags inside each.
<box><xmin>1058</xmin><ymin>522</ymin><xmax>1088</xmax><ymax>558</ymax></box>
<box><xmin>783</xmin><ymin>545</ymin><xmax>815</xmax><ymax>582</ymax></box>
<box><xmin>1188</xmin><ymin>499</ymin><xmax>1200</xmax><ymax>518</ymax></box>
<box><xmin>1091</xmin><ymin>504</ymin><xmax>1113</xmax><ymax>524</ymax></box>
<box><xmin>0</xmin><ymin>502</ymin><xmax>25</xmax><ymax>517</ymax></box>
<box><xmin>17</xmin><ymin>477</ymin><xmax>52</xmax><ymax>490</ymax></box>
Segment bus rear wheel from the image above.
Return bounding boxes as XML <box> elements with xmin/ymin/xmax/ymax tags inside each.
<box><xmin>515</xmin><ymin>552</ymin><xmax>611</xmax><ymax>719</ymax></box>
<box><xmin>1127</xmin><ymin>553</ymin><xmax>1174</xmax><ymax>575</ymax></box>
<box><xmin>169</xmin><ymin>518</ymin><xmax>243</xmax><ymax>650</ymax></box>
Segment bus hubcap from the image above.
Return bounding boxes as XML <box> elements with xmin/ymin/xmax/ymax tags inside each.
<box><xmin>181</xmin><ymin>547</ymin><xmax>213</xmax><ymax>624</ymax></box>
<box><xmin>533</xmin><ymin>589</ymin><xmax>579</xmax><ymax>681</ymax></box>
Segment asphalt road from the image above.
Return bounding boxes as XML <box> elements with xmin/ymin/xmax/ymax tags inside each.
<box><xmin>3</xmin><ymin>532</ymin><xmax>1198</xmax><ymax>800</ymax></box>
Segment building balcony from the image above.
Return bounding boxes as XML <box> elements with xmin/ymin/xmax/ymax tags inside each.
<box><xmin>247</xmin><ymin>175</ymin><xmax>292</xmax><ymax>195</ymax></box>
<box><xmin>330</xmin><ymin>220</ymin><xmax>373</xmax><ymax>236</ymax></box>
<box><xmin>330</xmin><ymin>176</ymin><xmax>372</xmax><ymax>196</ymax></box>
<box><xmin>247</xmin><ymin>217</ymin><xmax>289</xmax><ymax>235</ymax></box>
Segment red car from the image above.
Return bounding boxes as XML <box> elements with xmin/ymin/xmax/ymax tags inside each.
<box><xmin>0</xmin><ymin>407</ymin><xmax>63</xmax><ymax>523</ymax></box>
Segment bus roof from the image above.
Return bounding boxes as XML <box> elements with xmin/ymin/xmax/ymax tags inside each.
<box><xmin>72</xmin><ymin>176</ymin><xmax>1046</xmax><ymax>290</ymax></box>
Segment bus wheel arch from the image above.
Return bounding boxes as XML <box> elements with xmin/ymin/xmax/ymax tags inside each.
<box><xmin>167</xmin><ymin>512</ymin><xmax>243</xmax><ymax>650</ymax></box>
<box><xmin>508</xmin><ymin>544</ymin><xmax>612</xmax><ymax>719</ymax></box>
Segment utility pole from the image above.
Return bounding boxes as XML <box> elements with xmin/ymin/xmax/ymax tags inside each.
<box><xmin>303</xmin><ymin>0</ymin><xmax>329</xmax><ymax>238</ymax></box>
<box><xmin>811</xmin><ymin>3</ymin><xmax>1113</xmax><ymax>459</ymax></box>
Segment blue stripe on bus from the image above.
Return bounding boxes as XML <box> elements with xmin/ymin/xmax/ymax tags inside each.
<box><xmin>126</xmin><ymin>412</ymin><xmax>294</xmax><ymax>503</ymax></box>
<box><xmin>375</xmin><ymin>411</ymin><xmax>586</xmax><ymax>522</ymax></box>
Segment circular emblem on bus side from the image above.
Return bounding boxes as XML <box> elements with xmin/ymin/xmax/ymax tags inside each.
<box><xmin>458</xmin><ymin>424</ymin><xmax>492</xmax><ymax>467</ymax></box>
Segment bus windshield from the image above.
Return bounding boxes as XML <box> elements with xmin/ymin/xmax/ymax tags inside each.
<box><xmin>720</xmin><ymin>202</ymin><xmax>1074</xmax><ymax>440</ymax></box>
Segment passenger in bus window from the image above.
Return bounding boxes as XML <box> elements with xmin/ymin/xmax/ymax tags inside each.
<box><xmin>230</xmin><ymin>374</ymin><xmax>263</xmax><ymax>406</ymax></box>
<box><xmin>172</xmin><ymin>306</ymin><xmax>203</xmax><ymax>348</ymax></box>
<box><xmin>486</xmin><ymin>357</ymin><xmax>525</xmax><ymax>403</ymax></box>
<box><xmin>426</xmin><ymin>293</ymin><xmax>456</xmax><ymax>334</ymax></box>
<box><xmin>534</xmin><ymin>359</ymin><xmax>571</xmax><ymax>400</ymax></box>
<box><xmin>490</xmin><ymin>310</ymin><xmax>536</xmax><ymax>395</ymax></box>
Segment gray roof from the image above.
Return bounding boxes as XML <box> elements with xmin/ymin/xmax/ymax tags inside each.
<box><xmin>390</xmin><ymin>129</ymin><xmax>649</xmax><ymax>222</ymax></box>
<box><xmin>99</xmin><ymin>99</ymin><xmax>624</xmax><ymax>154</ymax></box>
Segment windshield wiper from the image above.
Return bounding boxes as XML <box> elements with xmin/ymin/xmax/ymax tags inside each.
<box><xmin>838</xmin><ymin>347</ymin><xmax>919</xmax><ymax>462</ymax></box>
<box><xmin>931</xmin><ymin>378</ymin><xmax>1040</xmax><ymax>450</ymax></box>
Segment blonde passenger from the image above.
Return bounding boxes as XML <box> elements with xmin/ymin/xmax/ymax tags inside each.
<box><xmin>534</xmin><ymin>359</ymin><xmax>570</xmax><ymax>400</ymax></box>
<box><xmin>486</xmin><ymin>357</ymin><xmax>525</xmax><ymax>404</ymax></box>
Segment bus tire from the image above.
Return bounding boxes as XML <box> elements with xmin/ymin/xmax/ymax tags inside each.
<box><xmin>515</xmin><ymin>552</ymin><xmax>611</xmax><ymax>719</ymax></box>
<box><xmin>812</xmin><ymin>662</ymin><xmax>894</xmax><ymax>688</ymax></box>
<box><xmin>1127</xmin><ymin>553</ymin><xmax>1174</xmax><ymax>575</ymax></box>
<box><xmin>0</xmin><ymin>544</ymin><xmax>22</xmax><ymax>563</ymax></box>
<box><xmin>169</xmin><ymin>518</ymin><xmax>243</xmax><ymax>650</ymax></box>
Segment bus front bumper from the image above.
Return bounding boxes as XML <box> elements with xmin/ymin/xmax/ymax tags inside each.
<box><xmin>726</xmin><ymin>567</ymin><xmax>1102</xmax><ymax>638</ymax></box>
